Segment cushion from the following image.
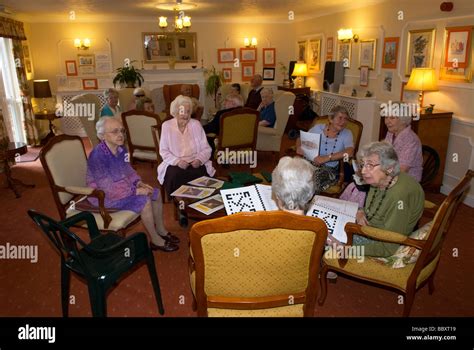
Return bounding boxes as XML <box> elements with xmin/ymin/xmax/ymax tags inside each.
<box><xmin>371</xmin><ymin>221</ymin><xmax>432</xmax><ymax>269</ymax></box>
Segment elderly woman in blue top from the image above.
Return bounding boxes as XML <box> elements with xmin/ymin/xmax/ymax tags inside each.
<box><xmin>257</xmin><ymin>88</ymin><xmax>277</xmax><ymax>127</ymax></box>
<box><xmin>297</xmin><ymin>105</ymin><xmax>354</xmax><ymax>193</ymax></box>
<box><xmin>100</xmin><ymin>88</ymin><xmax>121</xmax><ymax>119</ymax></box>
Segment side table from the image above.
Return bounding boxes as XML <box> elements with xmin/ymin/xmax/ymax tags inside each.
<box><xmin>35</xmin><ymin>112</ymin><xmax>59</xmax><ymax>146</ymax></box>
<box><xmin>3</xmin><ymin>142</ymin><xmax>35</xmax><ymax>198</ymax></box>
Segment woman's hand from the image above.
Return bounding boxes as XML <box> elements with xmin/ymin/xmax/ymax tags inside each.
<box><xmin>136</xmin><ymin>187</ymin><xmax>152</xmax><ymax>196</ymax></box>
<box><xmin>178</xmin><ymin>160</ymin><xmax>189</xmax><ymax>170</ymax></box>
<box><xmin>190</xmin><ymin>159</ymin><xmax>202</xmax><ymax>168</ymax></box>
<box><xmin>313</xmin><ymin>155</ymin><xmax>330</xmax><ymax>165</ymax></box>
<box><xmin>137</xmin><ymin>181</ymin><xmax>153</xmax><ymax>191</ymax></box>
<box><xmin>356</xmin><ymin>209</ymin><xmax>369</xmax><ymax>226</ymax></box>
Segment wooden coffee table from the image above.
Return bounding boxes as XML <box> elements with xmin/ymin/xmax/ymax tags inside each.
<box><xmin>173</xmin><ymin>194</ymin><xmax>226</xmax><ymax>227</ymax></box>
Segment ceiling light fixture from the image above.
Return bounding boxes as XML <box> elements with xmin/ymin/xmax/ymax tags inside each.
<box><xmin>156</xmin><ymin>0</ymin><xmax>196</xmax><ymax>32</ymax></box>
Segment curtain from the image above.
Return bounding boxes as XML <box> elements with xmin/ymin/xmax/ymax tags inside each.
<box><xmin>0</xmin><ymin>16</ymin><xmax>39</xmax><ymax>145</ymax></box>
<box><xmin>0</xmin><ymin>113</ymin><xmax>10</xmax><ymax>173</ymax></box>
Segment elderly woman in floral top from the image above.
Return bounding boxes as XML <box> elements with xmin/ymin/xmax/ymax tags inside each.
<box><xmin>86</xmin><ymin>117</ymin><xmax>179</xmax><ymax>252</ymax></box>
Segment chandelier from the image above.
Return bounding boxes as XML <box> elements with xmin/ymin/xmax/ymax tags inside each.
<box><xmin>156</xmin><ymin>0</ymin><xmax>196</xmax><ymax>32</ymax></box>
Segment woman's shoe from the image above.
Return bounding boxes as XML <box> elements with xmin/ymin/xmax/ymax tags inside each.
<box><xmin>150</xmin><ymin>241</ymin><xmax>179</xmax><ymax>252</ymax></box>
<box><xmin>159</xmin><ymin>232</ymin><xmax>180</xmax><ymax>244</ymax></box>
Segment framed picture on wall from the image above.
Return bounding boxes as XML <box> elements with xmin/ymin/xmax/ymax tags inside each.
<box><xmin>222</xmin><ymin>68</ymin><xmax>232</xmax><ymax>82</ymax></box>
<box><xmin>440</xmin><ymin>26</ymin><xmax>473</xmax><ymax>82</ymax></box>
<box><xmin>297</xmin><ymin>41</ymin><xmax>307</xmax><ymax>62</ymax></box>
<box><xmin>405</xmin><ymin>28</ymin><xmax>436</xmax><ymax>77</ymax></box>
<box><xmin>240</xmin><ymin>48</ymin><xmax>257</xmax><ymax>63</ymax></box>
<box><xmin>78</xmin><ymin>54</ymin><xmax>95</xmax><ymax>66</ymax></box>
<box><xmin>217</xmin><ymin>48</ymin><xmax>236</xmax><ymax>63</ymax></box>
<box><xmin>360</xmin><ymin>65</ymin><xmax>369</xmax><ymax>87</ymax></box>
<box><xmin>242</xmin><ymin>63</ymin><xmax>255</xmax><ymax>81</ymax></box>
<box><xmin>326</xmin><ymin>37</ymin><xmax>334</xmax><ymax>60</ymax></box>
<box><xmin>65</xmin><ymin>60</ymin><xmax>78</xmax><ymax>76</ymax></box>
<box><xmin>382</xmin><ymin>37</ymin><xmax>399</xmax><ymax>69</ymax></box>
<box><xmin>82</xmin><ymin>78</ymin><xmax>98</xmax><ymax>90</ymax></box>
<box><xmin>263</xmin><ymin>48</ymin><xmax>276</xmax><ymax>66</ymax></box>
<box><xmin>308</xmin><ymin>39</ymin><xmax>321</xmax><ymax>72</ymax></box>
<box><xmin>337</xmin><ymin>41</ymin><xmax>351</xmax><ymax>68</ymax></box>
<box><xmin>359</xmin><ymin>39</ymin><xmax>376</xmax><ymax>69</ymax></box>
<box><xmin>262</xmin><ymin>67</ymin><xmax>275</xmax><ymax>80</ymax></box>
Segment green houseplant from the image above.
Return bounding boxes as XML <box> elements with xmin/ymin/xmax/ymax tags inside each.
<box><xmin>205</xmin><ymin>66</ymin><xmax>223</xmax><ymax>108</ymax></box>
<box><xmin>113</xmin><ymin>60</ymin><xmax>144</xmax><ymax>88</ymax></box>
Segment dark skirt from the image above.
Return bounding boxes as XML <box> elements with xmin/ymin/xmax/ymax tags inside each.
<box><xmin>314</xmin><ymin>164</ymin><xmax>339</xmax><ymax>194</ymax></box>
<box><xmin>164</xmin><ymin>165</ymin><xmax>208</xmax><ymax>199</ymax></box>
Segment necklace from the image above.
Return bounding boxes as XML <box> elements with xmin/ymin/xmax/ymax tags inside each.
<box><xmin>364</xmin><ymin>177</ymin><xmax>395</xmax><ymax>221</ymax></box>
<box><xmin>324</xmin><ymin>125</ymin><xmax>340</xmax><ymax>157</ymax></box>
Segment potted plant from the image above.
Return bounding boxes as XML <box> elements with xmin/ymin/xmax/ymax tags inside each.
<box><xmin>113</xmin><ymin>60</ymin><xmax>144</xmax><ymax>88</ymax></box>
<box><xmin>205</xmin><ymin>66</ymin><xmax>223</xmax><ymax>108</ymax></box>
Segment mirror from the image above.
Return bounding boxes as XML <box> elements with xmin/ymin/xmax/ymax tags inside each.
<box><xmin>142</xmin><ymin>32</ymin><xmax>197</xmax><ymax>63</ymax></box>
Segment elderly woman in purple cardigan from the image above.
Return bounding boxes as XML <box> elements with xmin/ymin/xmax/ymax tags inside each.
<box><xmin>86</xmin><ymin>117</ymin><xmax>179</xmax><ymax>252</ymax></box>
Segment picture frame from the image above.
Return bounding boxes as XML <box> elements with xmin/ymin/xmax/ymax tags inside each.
<box><xmin>297</xmin><ymin>41</ymin><xmax>307</xmax><ymax>62</ymax></box>
<box><xmin>308</xmin><ymin>39</ymin><xmax>321</xmax><ymax>72</ymax></box>
<box><xmin>242</xmin><ymin>63</ymin><xmax>255</xmax><ymax>81</ymax></box>
<box><xmin>240</xmin><ymin>48</ymin><xmax>257</xmax><ymax>63</ymax></box>
<box><xmin>262</xmin><ymin>67</ymin><xmax>275</xmax><ymax>81</ymax></box>
<box><xmin>22</xmin><ymin>43</ymin><xmax>30</xmax><ymax>59</ymax></box>
<box><xmin>222</xmin><ymin>68</ymin><xmax>232</xmax><ymax>82</ymax></box>
<box><xmin>360</xmin><ymin>65</ymin><xmax>369</xmax><ymax>87</ymax></box>
<box><xmin>178</xmin><ymin>39</ymin><xmax>186</xmax><ymax>48</ymax></box>
<box><xmin>400</xmin><ymin>81</ymin><xmax>422</xmax><ymax>106</ymax></box>
<box><xmin>382</xmin><ymin>37</ymin><xmax>399</xmax><ymax>69</ymax></box>
<box><xmin>217</xmin><ymin>48</ymin><xmax>236</xmax><ymax>63</ymax></box>
<box><xmin>337</xmin><ymin>41</ymin><xmax>351</xmax><ymax>68</ymax></box>
<box><xmin>359</xmin><ymin>39</ymin><xmax>376</xmax><ymax>69</ymax></box>
<box><xmin>25</xmin><ymin>58</ymin><xmax>32</xmax><ymax>74</ymax></box>
<box><xmin>79</xmin><ymin>65</ymin><xmax>95</xmax><ymax>75</ymax></box>
<box><xmin>263</xmin><ymin>48</ymin><xmax>276</xmax><ymax>66</ymax></box>
<box><xmin>405</xmin><ymin>28</ymin><xmax>436</xmax><ymax>77</ymax></box>
<box><xmin>65</xmin><ymin>60</ymin><xmax>78</xmax><ymax>76</ymax></box>
<box><xmin>82</xmin><ymin>78</ymin><xmax>98</xmax><ymax>90</ymax></box>
<box><xmin>77</xmin><ymin>54</ymin><xmax>95</xmax><ymax>66</ymax></box>
<box><xmin>142</xmin><ymin>32</ymin><xmax>197</xmax><ymax>63</ymax></box>
<box><xmin>326</xmin><ymin>37</ymin><xmax>334</xmax><ymax>60</ymax></box>
<box><xmin>382</xmin><ymin>71</ymin><xmax>393</xmax><ymax>92</ymax></box>
<box><xmin>440</xmin><ymin>26</ymin><xmax>474</xmax><ymax>83</ymax></box>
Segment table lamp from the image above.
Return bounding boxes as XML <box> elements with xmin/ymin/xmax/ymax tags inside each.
<box><xmin>33</xmin><ymin>79</ymin><xmax>52</xmax><ymax>113</ymax></box>
<box><xmin>405</xmin><ymin>68</ymin><xmax>438</xmax><ymax>111</ymax></box>
<box><xmin>291</xmin><ymin>62</ymin><xmax>308</xmax><ymax>88</ymax></box>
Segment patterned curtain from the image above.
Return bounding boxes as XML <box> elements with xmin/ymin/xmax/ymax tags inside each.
<box><xmin>0</xmin><ymin>113</ymin><xmax>10</xmax><ymax>173</ymax></box>
<box><xmin>0</xmin><ymin>16</ymin><xmax>39</xmax><ymax>145</ymax></box>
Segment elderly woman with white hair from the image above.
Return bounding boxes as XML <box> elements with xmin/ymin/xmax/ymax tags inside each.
<box><xmin>271</xmin><ymin>156</ymin><xmax>316</xmax><ymax>214</ymax></box>
<box><xmin>257</xmin><ymin>87</ymin><xmax>277</xmax><ymax>127</ymax></box>
<box><xmin>158</xmin><ymin>95</ymin><xmax>215</xmax><ymax>197</ymax></box>
<box><xmin>86</xmin><ymin>117</ymin><xmax>179</xmax><ymax>252</ymax></box>
<box><xmin>340</xmin><ymin>105</ymin><xmax>423</xmax><ymax>207</ymax></box>
<box><xmin>100</xmin><ymin>88</ymin><xmax>121</xmax><ymax>119</ymax></box>
<box><xmin>332</xmin><ymin>141</ymin><xmax>424</xmax><ymax>257</ymax></box>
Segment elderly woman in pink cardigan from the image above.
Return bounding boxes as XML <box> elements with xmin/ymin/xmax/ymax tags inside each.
<box><xmin>158</xmin><ymin>95</ymin><xmax>215</xmax><ymax>198</ymax></box>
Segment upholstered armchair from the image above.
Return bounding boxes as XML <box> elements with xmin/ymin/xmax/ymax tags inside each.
<box><xmin>319</xmin><ymin>170</ymin><xmax>473</xmax><ymax>316</ymax></box>
<box><xmin>256</xmin><ymin>91</ymin><xmax>296</xmax><ymax>156</ymax></box>
<box><xmin>189</xmin><ymin>211</ymin><xmax>328</xmax><ymax>317</ymax></box>
<box><xmin>70</xmin><ymin>94</ymin><xmax>101</xmax><ymax>148</ymax></box>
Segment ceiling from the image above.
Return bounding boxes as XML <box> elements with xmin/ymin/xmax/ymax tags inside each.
<box><xmin>1</xmin><ymin>0</ymin><xmax>387</xmax><ymax>23</ymax></box>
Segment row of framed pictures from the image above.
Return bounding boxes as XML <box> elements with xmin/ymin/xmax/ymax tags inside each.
<box><xmin>64</xmin><ymin>52</ymin><xmax>112</xmax><ymax>76</ymax></box>
<box><xmin>222</xmin><ymin>65</ymin><xmax>276</xmax><ymax>82</ymax></box>
<box><xmin>218</xmin><ymin>48</ymin><xmax>276</xmax><ymax>66</ymax></box>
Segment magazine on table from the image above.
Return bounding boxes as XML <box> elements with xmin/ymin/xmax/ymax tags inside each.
<box><xmin>306</xmin><ymin>195</ymin><xmax>358</xmax><ymax>243</ymax></box>
<box><xmin>220</xmin><ymin>184</ymin><xmax>278</xmax><ymax>215</ymax></box>
<box><xmin>188</xmin><ymin>176</ymin><xmax>224</xmax><ymax>189</ymax></box>
<box><xmin>170</xmin><ymin>185</ymin><xmax>215</xmax><ymax>199</ymax></box>
<box><xmin>300</xmin><ymin>131</ymin><xmax>321</xmax><ymax>161</ymax></box>
<box><xmin>188</xmin><ymin>194</ymin><xmax>224</xmax><ymax>215</ymax></box>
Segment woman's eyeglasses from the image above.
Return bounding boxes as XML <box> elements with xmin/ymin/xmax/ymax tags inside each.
<box><xmin>359</xmin><ymin>162</ymin><xmax>380</xmax><ymax>170</ymax></box>
<box><xmin>105</xmin><ymin>128</ymin><xmax>126</xmax><ymax>135</ymax></box>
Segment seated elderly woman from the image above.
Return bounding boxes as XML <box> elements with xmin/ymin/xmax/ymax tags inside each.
<box><xmin>136</xmin><ymin>96</ymin><xmax>155</xmax><ymax>113</ymax></box>
<box><xmin>100</xmin><ymin>88</ymin><xmax>121</xmax><ymax>119</ymax></box>
<box><xmin>87</xmin><ymin>117</ymin><xmax>179</xmax><ymax>252</ymax></box>
<box><xmin>272</xmin><ymin>156</ymin><xmax>315</xmax><ymax>214</ymax></box>
<box><xmin>340</xmin><ymin>105</ymin><xmax>423</xmax><ymax>207</ymax></box>
<box><xmin>297</xmin><ymin>105</ymin><xmax>354</xmax><ymax>194</ymax></box>
<box><xmin>257</xmin><ymin>88</ymin><xmax>277</xmax><ymax>127</ymax></box>
<box><xmin>158</xmin><ymin>95</ymin><xmax>215</xmax><ymax>197</ymax></box>
<box><xmin>331</xmin><ymin>141</ymin><xmax>424</xmax><ymax>257</ymax></box>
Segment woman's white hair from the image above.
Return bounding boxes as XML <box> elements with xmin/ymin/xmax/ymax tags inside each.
<box><xmin>103</xmin><ymin>88</ymin><xmax>118</xmax><ymax>98</ymax></box>
<box><xmin>96</xmin><ymin>117</ymin><xmax>108</xmax><ymax>140</ymax></box>
<box><xmin>357</xmin><ymin>141</ymin><xmax>401</xmax><ymax>176</ymax></box>
<box><xmin>272</xmin><ymin>156</ymin><xmax>316</xmax><ymax>211</ymax></box>
<box><xmin>170</xmin><ymin>95</ymin><xmax>193</xmax><ymax>118</ymax></box>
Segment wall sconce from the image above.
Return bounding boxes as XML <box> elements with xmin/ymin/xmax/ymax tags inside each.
<box><xmin>337</xmin><ymin>28</ymin><xmax>359</xmax><ymax>43</ymax></box>
<box><xmin>244</xmin><ymin>37</ymin><xmax>257</xmax><ymax>48</ymax></box>
<box><xmin>74</xmin><ymin>38</ymin><xmax>91</xmax><ymax>50</ymax></box>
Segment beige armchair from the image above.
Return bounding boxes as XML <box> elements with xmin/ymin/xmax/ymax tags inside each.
<box><xmin>256</xmin><ymin>91</ymin><xmax>296</xmax><ymax>155</ymax></box>
<box><xmin>70</xmin><ymin>94</ymin><xmax>100</xmax><ymax>148</ymax></box>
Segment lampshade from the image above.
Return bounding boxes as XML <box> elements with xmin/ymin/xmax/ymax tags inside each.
<box><xmin>33</xmin><ymin>80</ymin><xmax>52</xmax><ymax>98</ymax></box>
<box><xmin>405</xmin><ymin>68</ymin><xmax>438</xmax><ymax>91</ymax></box>
<box><xmin>291</xmin><ymin>63</ymin><xmax>309</xmax><ymax>77</ymax></box>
